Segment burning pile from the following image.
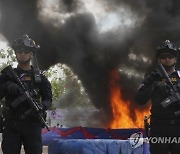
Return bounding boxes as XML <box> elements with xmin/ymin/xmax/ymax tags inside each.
<box><xmin>109</xmin><ymin>69</ymin><xmax>151</xmax><ymax>128</ymax></box>
<box><xmin>0</xmin><ymin>0</ymin><xmax>179</xmax><ymax>128</ymax></box>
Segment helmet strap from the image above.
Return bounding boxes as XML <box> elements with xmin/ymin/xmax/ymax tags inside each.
<box><xmin>17</xmin><ymin>57</ymin><xmax>31</xmax><ymax>65</ymax></box>
<box><xmin>162</xmin><ymin>62</ymin><xmax>176</xmax><ymax>71</ymax></box>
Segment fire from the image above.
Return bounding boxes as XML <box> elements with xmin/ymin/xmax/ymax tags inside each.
<box><xmin>109</xmin><ymin>69</ymin><xmax>151</xmax><ymax>129</ymax></box>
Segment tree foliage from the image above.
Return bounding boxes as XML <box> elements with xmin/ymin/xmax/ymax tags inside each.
<box><xmin>45</xmin><ymin>64</ymin><xmax>91</xmax><ymax>109</ymax></box>
<box><xmin>0</xmin><ymin>47</ymin><xmax>16</xmax><ymax>69</ymax></box>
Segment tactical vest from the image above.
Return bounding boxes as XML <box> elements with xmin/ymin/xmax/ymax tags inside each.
<box><xmin>3</xmin><ymin>67</ymin><xmax>42</xmax><ymax>120</ymax></box>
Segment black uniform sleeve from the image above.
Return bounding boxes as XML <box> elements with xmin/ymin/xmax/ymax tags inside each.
<box><xmin>39</xmin><ymin>74</ymin><xmax>52</xmax><ymax>110</ymax></box>
<box><xmin>0</xmin><ymin>73</ymin><xmax>8</xmax><ymax>100</ymax></box>
<box><xmin>135</xmin><ymin>74</ymin><xmax>155</xmax><ymax>105</ymax></box>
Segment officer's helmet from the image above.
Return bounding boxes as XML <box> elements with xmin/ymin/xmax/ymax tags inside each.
<box><xmin>156</xmin><ymin>40</ymin><xmax>177</xmax><ymax>57</ymax></box>
<box><xmin>12</xmin><ymin>34</ymin><xmax>40</xmax><ymax>52</ymax></box>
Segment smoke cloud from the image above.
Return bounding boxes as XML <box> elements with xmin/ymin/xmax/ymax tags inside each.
<box><xmin>1</xmin><ymin>0</ymin><xmax>180</xmax><ymax>127</ymax></box>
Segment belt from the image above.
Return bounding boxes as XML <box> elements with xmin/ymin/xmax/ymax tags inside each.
<box><xmin>151</xmin><ymin>119</ymin><xmax>180</xmax><ymax>124</ymax></box>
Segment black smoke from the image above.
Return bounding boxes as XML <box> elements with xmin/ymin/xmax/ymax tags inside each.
<box><xmin>1</xmin><ymin>0</ymin><xmax>180</xmax><ymax>127</ymax></box>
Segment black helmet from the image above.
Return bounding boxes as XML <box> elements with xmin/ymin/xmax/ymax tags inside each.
<box><xmin>156</xmin><ymin>40</ymin><xmax>177</xmax><ymax>57</ymax></box>
<box><xmin>12</xmin><ymin>34</ymin><xmax>40</xmax><ymax>52</ymax></box>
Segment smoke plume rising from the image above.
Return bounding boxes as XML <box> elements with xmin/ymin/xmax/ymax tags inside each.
<box><xmin>1</xmin><ymin>0</ymin><xmax>180</xmax><ymax>127</ymax></box>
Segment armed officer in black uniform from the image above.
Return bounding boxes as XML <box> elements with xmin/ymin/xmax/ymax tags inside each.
<box><xmin>0</xmin><ymin>35</ymin><xmax>52</xmax><ymax>154</ymax></box>
<box><xmin>135</xmin><ymin>40</ymin><xmax>180</xmax><ymax>154</ymax></box>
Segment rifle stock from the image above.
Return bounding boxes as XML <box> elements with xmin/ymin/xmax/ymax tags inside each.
<box><xmin>158</xmin><ymin>64</ymin><xmax>174</xmax><ymax>88</ymax></box>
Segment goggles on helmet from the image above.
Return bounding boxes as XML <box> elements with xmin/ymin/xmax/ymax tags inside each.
<box><xmin>157</xmin><ymin>40</ymin><xmax>177</xmax><ymax>51</ymax></box>
<box><xmin>13</xmin><ymin>39</ymin><xmax>36</xmax><ymax>48</ymax></box>
<box><xmin>156</xmin><ymin>40</ymin><xmax>178</xmax><ymax>58</ymax></box>
<box><xmin>12</xmin><ymin>34</ymin><xmax>40</xmax><ymax>52</ymax></box>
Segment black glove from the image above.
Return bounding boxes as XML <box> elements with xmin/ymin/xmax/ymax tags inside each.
<box><xmin>5</xmin><ymin>82</ymin><xmax>21</xmax><ymax>95</ymax></box>
<box><xmin>38</xmin><ymin>103</ymin><xmax>46</xmax><ymax>112</ymax></box>
<box><xmin>144</xmin><ymin>67</ymin><xmax>162</xmax><ymax>85</ymax></box>
<box><xmin>153</xmin><ymin>81</ymin><xmax>171</xmax><ymax>95</ymax></box>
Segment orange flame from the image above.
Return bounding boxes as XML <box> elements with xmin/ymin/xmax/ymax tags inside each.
<box><xmin>109</xmin><ymin>69</ymin><xmax>151</xmax><ymax>129</ymax></box>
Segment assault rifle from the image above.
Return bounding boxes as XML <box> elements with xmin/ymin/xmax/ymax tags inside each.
<box><xmin>158</xmin><ymin>64</ymin><xmax>180</xmax><ymax>116</ymax></box>
<box><xmin>1</xmin><ymin>65</ymin><xmax>49</xmax><ymax>130</ymax></box>
<box><xmin>144</xmin><ymin>115</ymin><xmax>150</xmax><ymax>138</ymax></box>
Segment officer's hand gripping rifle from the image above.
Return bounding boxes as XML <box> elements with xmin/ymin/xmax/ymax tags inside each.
<box><xmin>158</xmin><ymin>64</ymin><xmax>180</xmax><ymax>116</ymax></box>
<box><xmin>2</xmin><ymin>65</ymin><xmax>49</xmax><ymax>130</ymax></box>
